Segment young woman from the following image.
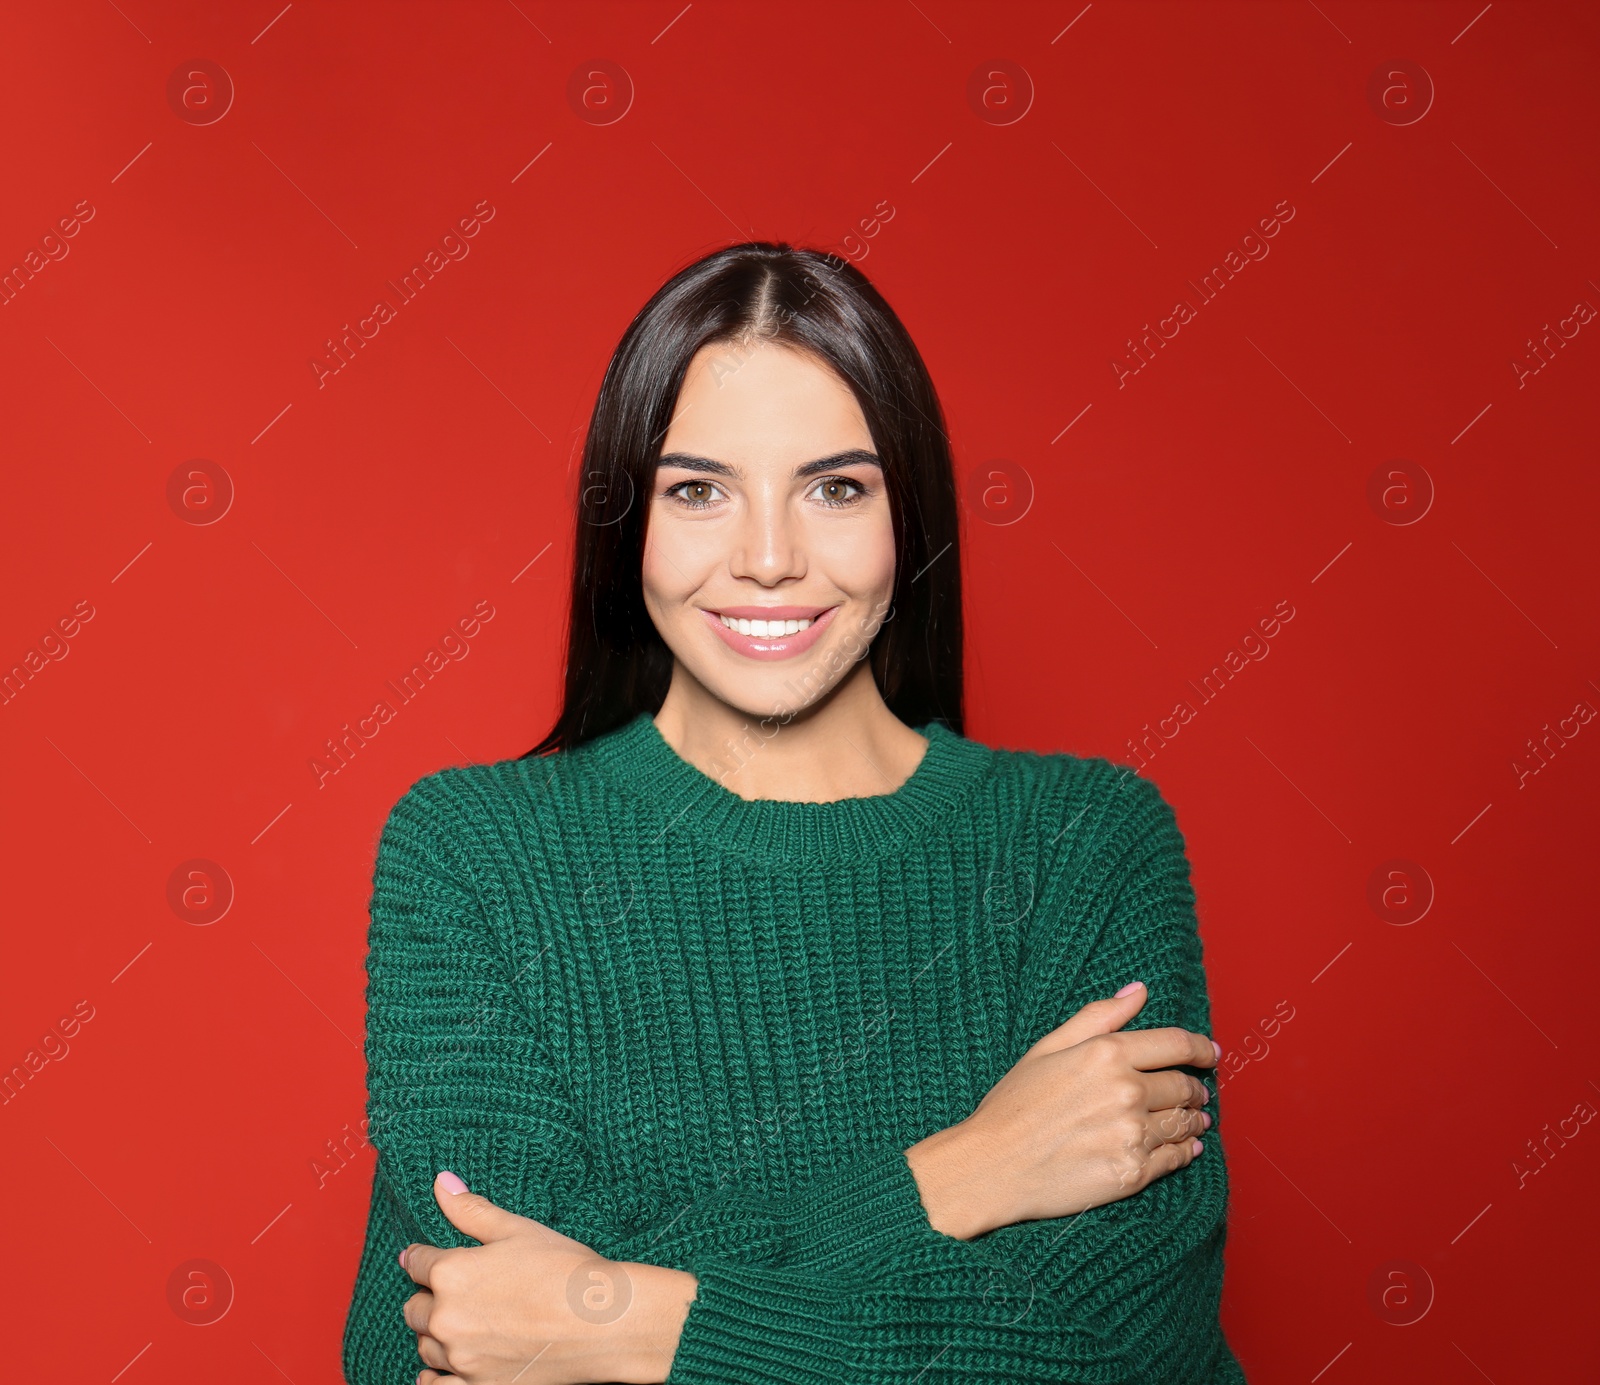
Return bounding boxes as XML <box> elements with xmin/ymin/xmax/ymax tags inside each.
<box><xmin>342</xmin><ymin>243</ymin><xmax>1245</xmax><ymax>1384</ymax></box>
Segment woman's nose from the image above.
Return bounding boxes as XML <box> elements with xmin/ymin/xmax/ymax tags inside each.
<box><xmin>727</xmin><ymin>495</ymin><xmax>804</xmax><ymax>583</ymax></box>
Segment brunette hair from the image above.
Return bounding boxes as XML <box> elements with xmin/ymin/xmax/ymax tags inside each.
<box><xmin>523</xmin><ymin>241</ymin><xmax>964</xmax><ymax>757</ymax></box>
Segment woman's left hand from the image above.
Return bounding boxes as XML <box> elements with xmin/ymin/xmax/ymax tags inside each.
<box><xmin>402</xmin><ymin>1171</ymin><xmax>684</xmax><ymax>1385</ymax></box>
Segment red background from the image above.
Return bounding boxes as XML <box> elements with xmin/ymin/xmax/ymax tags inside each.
<box><xmin>3</xmin><ymin>1</ymin><xmax>1596</xmax><ymax>1379</ymax></box>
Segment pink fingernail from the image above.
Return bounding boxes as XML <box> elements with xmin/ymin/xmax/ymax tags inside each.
<box><xmin>1115</xmin><ymin>981</ymin><xmax>1144</xmax><ymax>997</ymax></box>
<box><xmin>437</xmin><ymin>1170</ymin><xmax>468</xmax><ymax>1195</ymax></box>
<box><xmin>1211</xmin><ymin>1039</ymin><xmax>1222</xmax><ymax>1060</ymax></box>
<box><xmin>1192</xmin><ymin>1139</ymin><xmax>1204</xmax><ymax>1155</ymax></box>
<box><xmin>398</xmin><ymin>1248</ymin><xmax>408</xmax><ymax>1269</ymax></box>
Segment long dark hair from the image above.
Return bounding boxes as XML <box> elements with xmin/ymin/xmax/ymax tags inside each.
<box><xmin>523</xmin><ymin>241</ymin><xmax>964</xmax><ymax>758</ymax></box>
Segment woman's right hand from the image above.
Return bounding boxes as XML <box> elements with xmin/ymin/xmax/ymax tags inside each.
<box><xmin>905</xmin><ymin>982</ymin><xmax>1218</xmax><ymax>1240</ymax></box>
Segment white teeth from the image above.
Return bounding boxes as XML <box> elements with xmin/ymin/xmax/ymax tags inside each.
<box><xmin>720</xmin><ymin>615</ymin><xmax>812</xmax><ymax>636</ymax></box>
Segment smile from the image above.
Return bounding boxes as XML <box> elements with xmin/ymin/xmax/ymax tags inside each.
<box><xmin>719</xmin><ymin>614</ymin><xmax>813</xmax><ymax>636</ymax></box>
<box><xmin>700</xmin><ymin>604</ymin><xmax>840</xmax><ymax>661</ymax></box>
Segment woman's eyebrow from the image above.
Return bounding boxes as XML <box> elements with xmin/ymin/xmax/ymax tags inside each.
<box><xmin>656</xmin><ymin>449</ymin><xmax>882</xmax><ymax>479</ymax></box>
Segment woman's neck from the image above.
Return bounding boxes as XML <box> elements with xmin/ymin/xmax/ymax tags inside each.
<box><xmin>652</xmin><ymin>661</ymin><xmax>929</xmax><ymax>804</ymax></box>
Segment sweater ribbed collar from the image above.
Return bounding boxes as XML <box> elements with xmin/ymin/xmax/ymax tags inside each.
<box><xmin>580</xmin><ymin>710</ymin><xmax>994</xmax><ymax>858</ymax></box>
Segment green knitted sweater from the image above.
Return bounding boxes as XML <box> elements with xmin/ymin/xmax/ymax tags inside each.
<box><xmin>341</xmin><ymin>711</ymin><xmax>1245</xmax><ymax>1384</ymax></box>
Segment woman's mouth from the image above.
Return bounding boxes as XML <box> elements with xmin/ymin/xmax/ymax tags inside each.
<box><xmin>700</xmin><ymin>604</ymin><xmax>840</xmax><ymax>661</ymax></box>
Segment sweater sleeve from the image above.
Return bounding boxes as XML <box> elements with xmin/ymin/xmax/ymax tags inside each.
<box><xmin>342</xmin><ymin>772</ymin><xmax>608</xmax><ymax>1385</ymax></box>
<box><xmin>657</xmin><ymin>766</ymin><xmax>1245</xmax><ymax>1385</ymax></box>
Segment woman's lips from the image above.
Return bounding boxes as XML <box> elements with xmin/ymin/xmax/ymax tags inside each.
<box><xmin>700</xmin><ymin>604</ymin><xmax>840</xmax><ymax>661</ymax></box>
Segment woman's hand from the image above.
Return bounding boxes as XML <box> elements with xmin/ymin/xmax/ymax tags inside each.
<box><xmin>402</xmin><ymin>1172</ymin><xmax>696</xmax><ymax>1385</ymax></box>
<box><xmin>906</xmin><ymin>981</ymin><xmax>1218</xmax><ymax>1239</ymax></box>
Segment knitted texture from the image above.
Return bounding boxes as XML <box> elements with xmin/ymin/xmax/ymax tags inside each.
<box><xmin>341</xmin><ymin>711</ymin><xmax>1246</xmax><ymax>1384</ymax></box>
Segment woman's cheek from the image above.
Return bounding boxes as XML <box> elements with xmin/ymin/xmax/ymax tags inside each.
<box><xmin>812</xmin><ymin>508</ymin><xmax>902</xmax><ymax>594</ymax></box>
<box><xmin>640</xmin><ymin>521</ymin><xmax>701</xmax><ymax>602</ymax></box>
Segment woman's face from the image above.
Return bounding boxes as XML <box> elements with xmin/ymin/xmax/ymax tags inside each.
<box><xmin>641</xmin><ymin>338</ymin><xmax>896</xmax><ymax>721</ymax></box>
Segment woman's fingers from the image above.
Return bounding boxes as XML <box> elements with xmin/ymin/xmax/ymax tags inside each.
<box><xmin>402</xmin><ymin>1287</ymin><xmax>434</xmax><ymax>1337</ymax></box>
<box><xmin>413</xmin><ymin>1329</ymin><xmax>450</xmax><ymax>1371</ymax></box>
<box><xmin>1114</xmin><ymin>1025</ymin><xmax>1219</xmax><ymax>1073</ymax></box>
<box><xmin>1146</xmin><ymin>1103</ymin><xmax>1210</xmax><ymax>1147</ymax></box>
<box><xmin>1145</xmin><ymin>1125</ymin><xmax>1206</xmax><ymax>1177</ymax></box>
<box><xmin>1110</xmin><ymin>1107</ymin><xmax>1207</xmax><ymax>1196</ymax></box>
<box><xmin>1142</xmin><ymin>1068</ymin><xmax>1212</xmax><ymax>1112</ymax></box>
<box><xmin>1123</xmin><ymin>1109</ymin><xmax>1207</xmax><ymax>1190</ymax></box>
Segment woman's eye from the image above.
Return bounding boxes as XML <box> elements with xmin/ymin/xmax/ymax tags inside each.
<box><xmin>664</xmin><ymin>480</ymin><xmax>725</xmax><ymax>510</ymax></box>
<box><xmin>811</xmin><ymin>477</ymin><xmax>866</xmax><ymax>509</ymax></box>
